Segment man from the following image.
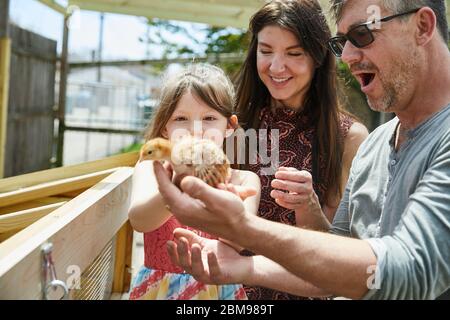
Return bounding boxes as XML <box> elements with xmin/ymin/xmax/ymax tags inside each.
<box><xmin>154</xmin><ymin>0</ymin><xmax>450</xmax><ymax>299</ymax></box>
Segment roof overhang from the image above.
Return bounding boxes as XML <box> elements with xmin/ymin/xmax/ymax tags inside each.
<box><xmin>38</xmin><ymin>0</ymin><xmax>268</xmax><ymax>29</ymax></box>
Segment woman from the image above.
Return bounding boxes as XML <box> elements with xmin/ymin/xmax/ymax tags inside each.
<box><xmin>234</xmin><ymin>0</ymin><xmax>368</xmax><ymax>300</ymax></box>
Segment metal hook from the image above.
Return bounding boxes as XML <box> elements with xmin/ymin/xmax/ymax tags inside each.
<box><xmin>42</xmin><ymin>242</ymin><xmax>69</xmax><ymax>300</ymax></box>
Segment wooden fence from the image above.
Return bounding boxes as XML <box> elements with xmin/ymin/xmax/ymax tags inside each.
<box><xmin>4</xmin><ymin>24</ymin><xmax>56</xmax><ymax>177</ymax></box>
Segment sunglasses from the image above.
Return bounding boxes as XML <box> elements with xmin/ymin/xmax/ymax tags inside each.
<box><xmin>327</xmin><ymin>8</ymin><xmax>421</xmax><ymax>57</ymax></box>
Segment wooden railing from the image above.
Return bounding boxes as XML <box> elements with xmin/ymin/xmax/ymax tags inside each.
<box><xmin>0</xmin><ymin>152</ymin><xmax>139</xmax><ymax>299</ymax></box>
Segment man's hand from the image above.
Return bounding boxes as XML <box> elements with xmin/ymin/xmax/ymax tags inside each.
<box><xmin>153</xmin><ymin>160</ymin><xmax>250</xmax><ymax>240</ymax></box>
<box><xmin>167</xmin><ymin>228</ymin><xmax>253</xmax><ymax>285</ymax></box>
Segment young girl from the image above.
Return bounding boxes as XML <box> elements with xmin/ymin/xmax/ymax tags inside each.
<box><xmin>128</xmin><ymin>63</ymin><xmax>260</xmax><ymax>300</ymax></box>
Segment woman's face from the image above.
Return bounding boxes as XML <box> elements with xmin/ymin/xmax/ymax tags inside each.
<box><xmin>256</xmin><ymin>25</ymin><xmax>316</xmax><ymax>110</ymax></box>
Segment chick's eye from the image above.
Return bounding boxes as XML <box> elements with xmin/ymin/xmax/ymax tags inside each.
<box><xmin>147</xmin><ymin>150</ymin><xmax>153</xmax><ymax>155</ymax></box>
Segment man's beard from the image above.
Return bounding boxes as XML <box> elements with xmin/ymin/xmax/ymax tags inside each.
<box><xmin>367</xmin><ymin>51</ymin><xmax>419</xmax><ymax>113</ymax></box>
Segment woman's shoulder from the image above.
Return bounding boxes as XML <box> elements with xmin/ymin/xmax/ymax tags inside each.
<box><xmin>338</xmin><ymin>113</ymin><xmax>368</xmax><ymax>140</ymax></box>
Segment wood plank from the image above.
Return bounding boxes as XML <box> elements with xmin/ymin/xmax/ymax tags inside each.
<box><xmin>0</xmin><ymin>197</ymin><xmax>71</xmax><ymax>215</ymax></box>
<box><xmin>112</xmin><ymin>221</ymin><xmax>133</xmax><ymax>293</ymax></box>
<box><xmin>0</xmin><ymin>167</ymin><xmax>133</xmax><ymax>299</ymax></box>
<box><xmin>0</xmin><ymin>37</ymin><xmax>11</xmax><ymax>178</ymax></box>
<box><xmin>56</xmin><ymin>188</ymin><xmax>89</xmax><ymax>198</ymax></box>
<box><xmin>0</xmin><ymin>151</ymin><xmax>138</xmax><ymax>193</ymax></box>
<box><xmin>0</xmin><ymin>202</ymin><xmax>66</xmax><ymax>233</ymax></box>
<box><xmin>0</xmin><ymin>168</ymin><xmax>118</xmax><ymax>207</ymax></box>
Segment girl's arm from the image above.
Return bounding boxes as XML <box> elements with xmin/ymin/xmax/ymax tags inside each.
<box><xmin>128</xmin><ymin>160</ymin><xmax>172</xmax><ymax>233</ymax></box>
<box><xmin>219</xmin><ymin>169</ymin><xmax>261</xmax><ymax>251</ymax></box>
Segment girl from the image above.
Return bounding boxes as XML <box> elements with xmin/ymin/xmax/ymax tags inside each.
<box><xmin>128</xmin><ymin>63</ymin><xmax>260</xmax><ymax>300</ymax></box>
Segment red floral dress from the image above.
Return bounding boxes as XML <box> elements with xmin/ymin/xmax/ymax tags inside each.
<box><xmin>244</xmin><ymin>106</ymin><xmax>353</xmax><ymax>300</ymax></box>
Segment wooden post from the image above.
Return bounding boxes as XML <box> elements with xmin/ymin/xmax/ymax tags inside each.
<box><xmin>55</xmin><ymin>12</ymin><xmax>70</xmax><ymax>167</ymax></box>
<box><xmin>0</xmin><ymin>0</ymin><xmax>10</xmax><ymax>178</ymax></box>
<box><xmin>112</xmin><ymin>221</ymin><xmax>133</xmax><ymax>293</ymax></box>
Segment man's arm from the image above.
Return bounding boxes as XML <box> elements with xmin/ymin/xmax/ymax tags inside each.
<box><xmin>154</xmin><ymin>161</ymin><xmax>376</xmax><ymax>299</ymax></box>
<box><xmin>168</xmin><ymin>228</ymin><xmax>331</xmax><ymax>297</ymax></box>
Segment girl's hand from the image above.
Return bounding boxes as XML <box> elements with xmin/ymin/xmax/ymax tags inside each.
<box><xmin>217</xmin><ymin>183</ymin><xmax>257</xmax><ymax>201</ymax></box>
<box><xmin>270</xmin><ymin>167</ymin><xmax>316</xmax><ymax>210</ymax></box>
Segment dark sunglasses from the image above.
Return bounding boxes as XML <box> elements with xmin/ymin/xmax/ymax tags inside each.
<box><xmin>327</xmin><ymin>8</ymin><xmax>421</xmax><ymax>57</ymax></box>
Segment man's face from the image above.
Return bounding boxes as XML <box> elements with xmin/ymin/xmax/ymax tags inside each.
<box><xmin>336</xmin><ymin>0</ymin><xmax>419</xmax><ymax>113</ymax></box>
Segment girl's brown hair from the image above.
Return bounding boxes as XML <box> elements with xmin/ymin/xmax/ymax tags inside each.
<box><xmin>236</xmin><ymin>0</ymin><xmax>348</xmax><ymax>201</ymax></box>
<box><xmin>145</xmin><ymin>63</ymin><xmax>236</xmax><ymax>141</ymax></box>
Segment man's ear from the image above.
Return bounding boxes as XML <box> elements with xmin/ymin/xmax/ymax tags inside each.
<box><xmin>415</xmin><ymin>7</ymin><xmax>437</xmax><ymax>46</ymax></box>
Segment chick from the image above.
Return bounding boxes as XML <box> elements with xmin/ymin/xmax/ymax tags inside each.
<box><xmin>139</xmin><ymin>136</ymin><xmax>230</xmax><ymax>187</ymax></box>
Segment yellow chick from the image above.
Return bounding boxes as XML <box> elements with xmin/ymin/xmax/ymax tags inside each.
<box><xmin>139</xmin><ymin>136</ymin><xmax>230</xmax><ymax>187</ymax></box>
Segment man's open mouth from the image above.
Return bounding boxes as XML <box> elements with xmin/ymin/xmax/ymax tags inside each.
<box><xmin>357</xmin><ymin>73</ymin><xmax>376</xmax><ymax>88</ymax></box>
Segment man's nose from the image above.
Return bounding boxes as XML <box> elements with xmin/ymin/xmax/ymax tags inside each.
<box><xmin>341</xmin><ymin>40</ymin><xmax>363</xmax><ymax>66</ymax></box>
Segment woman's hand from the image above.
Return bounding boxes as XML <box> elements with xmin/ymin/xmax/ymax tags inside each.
<box><xmin>270</xmin><ymin>167</ymin><xmax>330</xmax><ymax>230</ymax></box>
<box><xmin>167</xmin><ymin>228</ymin><xmax>253</xmax><ymax>285</ymax></box>
<box><xmin>270</xmin><ymin>167</ymin><xmax>316</xmax><ymax>210</ymax></box>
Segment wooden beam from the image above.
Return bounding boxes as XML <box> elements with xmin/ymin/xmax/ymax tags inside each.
<box><xmin>0</xmin><ymin>167</ymin><xmax>133</xmax><ymax>299</ymax></box>
<box><xmin>55</xmin><ymin>13</ymin><xmax>70</xmax><ymax>167</ymax></box>
<box><xmin>70</xmin><ymin>0</ymin><xmax>255</xmax><ymax>28</ymax></box>
<box><xmin>0</xmin><ymin>37</ymin><xmax>10</xmax><ymax>179</ymax></box>
<box><xmin>0</xmin><ymin>202</ymin><xmax>66</xmax><ymax>233</ymax></box>
<box><xmin>0</xmin><ymin>1</ymin><xmax>10</xmax><ymax>179</ymax></box>
<box><xmin>69</xmin><ymin>53</ymin><xmax>244</xmax><ymax>69</ymax></box>
<box><xmin>0</xmin><ymin>168</ymin><xmax>119</xmax><ymax>207</ymax></box>
<box><xmin>0</xmin><ymin>151</ymin><xmax>138</xmax><ymax>194</ymax></box>
<box><xmin>112</xmin><ymin>221</ymin><xmax>133</xmax><ymax>293</ymax></box>
<box><xmin>37</xmin><ymin>0</ymin><xmax>67</xmax><ymax>15</ymax></box>
<box><xmin>0</xmin><ymin>197</ymin><xmax>72</xmax><ymax>215</ymax></box>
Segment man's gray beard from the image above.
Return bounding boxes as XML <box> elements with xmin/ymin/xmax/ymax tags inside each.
<box><xmin>367</xmin><ymin>51</ymin><xmax>419</xmax><ymax>113</ymax></box>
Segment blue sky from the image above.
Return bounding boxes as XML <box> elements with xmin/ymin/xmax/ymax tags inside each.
<box><xmin>9</xmin><ymin>0</ymin><xmax>208</xmax><ymax>60</ymax></box>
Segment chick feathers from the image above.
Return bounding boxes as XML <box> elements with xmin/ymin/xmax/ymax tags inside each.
<box><xmin>139</xmin><ymin>136</ymin><xmax>230</xmax><ymax>187</ymax></box>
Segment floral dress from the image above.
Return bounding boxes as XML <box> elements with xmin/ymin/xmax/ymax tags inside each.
<box><xmin>129</xmin><ymin>216</ymin><xmax>247</xmax><ymax>300</ymax></box>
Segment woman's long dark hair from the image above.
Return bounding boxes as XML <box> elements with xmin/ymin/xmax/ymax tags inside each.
<box><xmin>236</xmin><ymin>0</ymin><xmax>346</xmax><ymax>202</ymax></box>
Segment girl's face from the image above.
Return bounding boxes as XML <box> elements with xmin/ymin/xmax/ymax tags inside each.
<box><xmin>256</xmin><ymin>25</ymin><xmax>316</xmax><ymax>110</ymax></box>
<box><xmin>163</xmin><ymin>90</ymin><xmax>236</xmax><ymax>145</ymax></box>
